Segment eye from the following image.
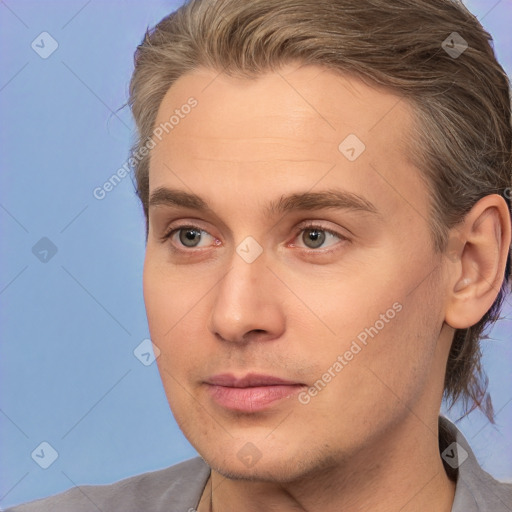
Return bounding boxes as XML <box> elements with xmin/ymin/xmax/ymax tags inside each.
<box><xmin>160</xmin><ymin>222</ymin><xmax>348</xmax><ymax>253</ymax></box>
<box><xmin>292</xmin><ymin>223</ymin><xmax>347</xmax><ymax>251</ymax></box>
<box><xmin>163</xmin><ymin>225</ymin><xmax>217</xmax><ymax>249</ymax></box>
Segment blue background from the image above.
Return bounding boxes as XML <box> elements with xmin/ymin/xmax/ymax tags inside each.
<box><xmin>0</xmin><ymin>0</ymin><xmax>511</xmax><ymax>508</ymax></box>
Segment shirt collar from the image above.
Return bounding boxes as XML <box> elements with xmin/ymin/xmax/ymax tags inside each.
<box><xmin>439</xmin><ymin>415</ymin><xmax>508</xmax><ymax>511</ymax></box>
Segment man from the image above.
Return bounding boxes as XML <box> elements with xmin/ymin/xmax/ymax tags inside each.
<box><xmin>7</xmin><ymin>0</ymin><xmax>512</xmax><ymax>510</ymax></box>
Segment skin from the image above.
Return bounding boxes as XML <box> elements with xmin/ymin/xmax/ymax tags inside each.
<box><xmin>143</xmin><ymin>64</ymin><xmax>511</xmax><ymax>511</ymax></box>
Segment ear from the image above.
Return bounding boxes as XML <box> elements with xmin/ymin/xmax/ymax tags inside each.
<box><xmin>444</xmin><ymin>194</ymin><xmax>511</xmax><ymax>330</ymax></box>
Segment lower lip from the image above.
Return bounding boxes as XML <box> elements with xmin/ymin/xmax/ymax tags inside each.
<box><xmin>206</xmin><ymin>384</ymin><xmax>305</xmax><ymax>412</ymax></box>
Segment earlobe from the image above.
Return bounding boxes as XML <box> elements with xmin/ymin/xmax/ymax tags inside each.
<box><xmin>444</xmin><ymin>195</ymin><xmax>511</xmax><ymax>330</ymax></box>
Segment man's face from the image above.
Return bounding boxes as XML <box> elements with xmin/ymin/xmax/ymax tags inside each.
<box><xmin>143</xmin><ymin>65</ymin><xmax>451</xmax><ymax>480</ymax></box>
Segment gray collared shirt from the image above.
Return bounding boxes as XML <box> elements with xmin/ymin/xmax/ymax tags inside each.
<box><xmin>3</xmin><ymin>416</ymin><xmax>511</xmax><ymax>511</ymax></box>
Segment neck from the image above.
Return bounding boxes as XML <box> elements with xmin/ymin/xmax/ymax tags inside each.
<box><xmin>198</xmin><ymin>414</ymin><xmax>456</xmax><ymax>512</ymax></box>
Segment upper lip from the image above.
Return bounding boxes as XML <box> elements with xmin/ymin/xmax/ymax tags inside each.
<box><xmin>205</xmin><ymin>373</ymin><xmax>304</xmax><ymax>388</ymax></box>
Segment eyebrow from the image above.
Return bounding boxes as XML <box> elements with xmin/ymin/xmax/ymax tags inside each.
<box><xmin>148</xmin><ymin>187</ymin><xmax>379</xmax><ymax>217</ymax></box>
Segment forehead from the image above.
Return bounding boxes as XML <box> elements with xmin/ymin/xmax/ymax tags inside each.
<box><xmin>149</xmin><ymin>64</ymin><xmax>427</xmax><ymax>222</ymax></box>
<box><xmin>153</xmin><ymin>64</ymin><xmax>413</xmax><ymax>150</ymax></box>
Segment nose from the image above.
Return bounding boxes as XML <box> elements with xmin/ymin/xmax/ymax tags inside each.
<box><xmin>208</xmin><ymin>248</ymin><xmax>286</xmax><ymax>344</ymax></box>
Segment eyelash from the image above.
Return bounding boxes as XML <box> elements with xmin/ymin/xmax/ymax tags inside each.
<box><xmin>160</xmin><ymin>222</ymin><xmax>349</xmax><ymax>254</ymax></box>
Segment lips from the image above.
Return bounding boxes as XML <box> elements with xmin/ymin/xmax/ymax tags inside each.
<box><xmin>204</xmin><ymin>373</ymin><xmax>306</xmax><ymax>413</ymax></box>
<box><xmin>206</xmin><ymin>373</ymin><xmax>301</xmax><ymax>387</ymax></box>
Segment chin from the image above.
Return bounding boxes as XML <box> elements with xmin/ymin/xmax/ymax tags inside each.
<box><xmin>201</xmin><ymin>444</ymin><xmax>341</xmax><ymax>484</ymax></box>
<box><xmin>209</xmin><ymin>458</ymin><xmax>304</xmax><ymax>483</ymax></box>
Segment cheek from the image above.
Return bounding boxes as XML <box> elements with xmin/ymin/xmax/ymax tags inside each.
<box><xmin>291</xmin><ymin>271</ymin><xmax>401</xmax><ymax>355</ymax></box>
<box><xmin>143</xmin><ymin>252</ymin><xmax>194</xmax><ymax>337</ymax></box>
<box><xmin>143</xmin><ymin>265</ymin><xmax>171</xmax><ymax>340</ymax></box>
<box><xmin>143</xmin><ymin>255</ymin><xmax>208</xmax><ymax>372</ymax></box>
<box><xmin>307</xmin><ymin>261</ymin><xmax>441</xmax><ymax>406</ymax></box>
<box><xmin>347</xmin><ymin>285</ymin><xmax>441</xmax><ymax>408</ymax></box>
<box><xmin>303</xmin><ymin>301</ymin><xmax>439</xmax><ymax>446</ymax></box>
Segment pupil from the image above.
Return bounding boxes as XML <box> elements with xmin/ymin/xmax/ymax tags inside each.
<box><xmin>180</xmin><ymin>229</ymin><xmax>201</xmax><ymax>247</ymax></box>
<box><xmin>304</xmin><ymin>229</ymin><xmax>325</xmax><ymax>248</ymax></box>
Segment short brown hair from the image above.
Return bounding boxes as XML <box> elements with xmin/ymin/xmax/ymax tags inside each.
<box><xmin>128</xmin><ymin>0</ymin><xmax>512</xmax><ymax>421</ymax></box>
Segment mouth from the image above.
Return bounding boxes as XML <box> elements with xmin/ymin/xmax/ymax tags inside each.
<box><xmin>204</xmin><ymin>373</ymin><xmax>307</xmax><ymax>413</ymax></box>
